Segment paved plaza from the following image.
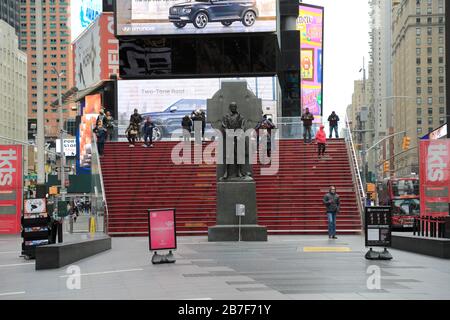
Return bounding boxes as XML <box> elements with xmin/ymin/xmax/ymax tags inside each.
<box><xmin>0</xmin><ymin>234</ymin><xmax>449</xmax><ymax>300</ymax></box>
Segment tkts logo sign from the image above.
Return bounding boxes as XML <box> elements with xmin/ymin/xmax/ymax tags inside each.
<box><xmin>0</xmin><ymin>148</ymin><xmax>18</xmax><ymax>187</ymax></box>
<box><xmin>420</xmin><ymin>140</ymin><xmax>450</xmax><ymax>217</ymax></box>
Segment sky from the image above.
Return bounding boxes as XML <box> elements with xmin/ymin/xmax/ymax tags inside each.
<box><xmin>305</xmin><ymin>0</ymin><xmax>370</xmax><ymax>124</ymax></box>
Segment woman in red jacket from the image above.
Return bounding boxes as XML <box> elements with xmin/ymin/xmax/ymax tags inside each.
<box><xmin>315</xmin><ymin>124</ymin><xmax>327</xmax><ymax>157</ymax></box>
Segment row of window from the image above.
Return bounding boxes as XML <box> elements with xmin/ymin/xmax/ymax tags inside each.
<box><xmin>416</xmin><ymin>57</ymin><xmax>445</xmax><ymax>65</ymax></box>
<box><xmin>417</xmin><ymin>127</ymin><xmax>443</xmax><ymax>135</ymax></box>
<box><xmin>416</xmin><ymin>26</ymin><xmax>445</xmax><ymax>36</ymax></box>
<box><xmin>30</xmin><ymin>54</ymin><xmax>67</xmax><ymax>59</ymax></box>
<box><xmin>416</xmin><ymin>67</ymin><xmax>446</xmax><ymax>75</ymax></box>
<box><xmin>416</xmin><ymin>17</ymin><xmax>445</xmax><ymax>25</ymax></box>
<box><xmin>31</xmin><ymin>77</ymin><xmax>67</xmax><ymax>82</ymax></box>
<box><xmin>31</xmin><ymin>85</ymin><xmax>67</xmax><ymax>90</ymax></box>
<box><xmin>416</xmin><ymin>86</ymin><xmax>446</xmax><ymax>94</ymax></box>
<box><xmin>31</xmin><ymin>62</ymin><xmax>67</xmax><ymax>67</ymax></box>
<box><xmin>31</xmin><ymin>69</ymin><xmax>67</xmax><ymax>75</ymax></box>
<box><xmin>416</xmin><ymin>36</ymin><xmax>445</xmax><ymax>45</ymax></box>
<box><xmin>415</xmin><ymin>47</ymin><xmax>445</xmax><ymax>56</ymax></box>
<box><xmin>416</xmin><ymin>117</ymin><xmax>446</xmax><ymax>126</ymax></box>
<box><xmin>416</xmin><ymin>97</ymin><xmax>445</xmax><ymax>105</ymax></box>
<box><xmin>20</xmin><ymin>22</ymin><xmax>68</xmax><ymax>30</ymax></box>
<box><xmin>416</xmin><ymin>107</ymin><xmax>446</xmax><ymax>116</ymax></box>
<box><xmin>20</xmin><ymin>0</ymin><xmax>67</xmax><ymax>4</ymax></box>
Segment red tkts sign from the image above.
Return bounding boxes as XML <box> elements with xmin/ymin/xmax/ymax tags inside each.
<box><xmin>147</xmin><ymin>209</ymin><xmax>177</xmax><ymax>251</ymax></box>
<box><xmin>419</xmin><ymin>139</ymin><xmax>450</xmax><ymax>217</ymax></box>
<box><xmin>0</xmin><ymin>145</ymin><xmax>23</xmax><ymax>234</ymax></box>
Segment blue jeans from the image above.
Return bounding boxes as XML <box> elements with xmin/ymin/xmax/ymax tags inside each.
<box><xmin>329</xmin><ymin>125</ymin><xmax>339</xmax><ymax>138</ymax></box>
<box><xmin>327</xmin><ymin>212</ymin><xmax>337</xmax><ymax>237</ymax></box>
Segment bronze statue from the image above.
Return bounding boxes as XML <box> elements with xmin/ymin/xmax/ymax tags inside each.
<box><xmin>220</xmin><ymin>102</ymin><xmax>252</xmax><ymax>181</ymax></box>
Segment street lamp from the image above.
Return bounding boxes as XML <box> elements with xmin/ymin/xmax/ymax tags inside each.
<box><xmin>52</xmin><ymin>68</ymin><xmax>66</xmax><ymax>203</ymax></box>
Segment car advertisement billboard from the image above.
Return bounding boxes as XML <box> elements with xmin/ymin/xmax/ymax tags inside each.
<box><xmin>71</xmin><ymin>0</ymin><xmax>103</xmax><ymax>41</ymax></box>
<box><xmin>76</xmin><ymin>94</ymin><xmax>102</xmax><ymax>173</ymax></box>
<box><xmin>115</xmin><ymin>0</ymin><xmax>276</xmax><ymax>36</ymax></box>
<box><xmin>0</xmin><ymin>145</ymin><xmax>23</xmax><ymax>234</ymax></box>
<box><xmin>117</xmin><ymin>77</ymin><xmax>278</xmax><ymax>140</ymax></box>
<box><xmin>419</xmin><ymin>139</ymin><xmax>450</xmax><ymax>217</ymax></box>
<box><xmin>73</xmin><ymin>12</ymin><xmax>120</xmax><ymax>91</ymax></box>
<box><xmin>297</xmin><ymin>4</ymin><xmax>324</xmax><ymax>124</ymax></box>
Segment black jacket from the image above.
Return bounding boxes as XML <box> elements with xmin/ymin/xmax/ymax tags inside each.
<box><xmin>301</xmin><ymin>112</ymin><xmax>314</xmax><ymax>127</ymax></box>
<box><xmin>130</xmin><ymin>113</ymin><xmax>143</xmax><ymax>125</ymax></box>
<box><xmin>182</xmin><ymin>117</ymin><xmax>193</xmax><ymax>131</ymax></box>
<box><xmin>323</xmin><ymin>192</ymin><xmax>340</xmax><ymax>213</ymax></box>
<box><xmin>328</xmin><ymin>114</ymin><xmax>340</xmax><ymax>126</ymax></box>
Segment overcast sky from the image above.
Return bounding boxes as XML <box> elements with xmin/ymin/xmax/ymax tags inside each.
<box><xmin>305</xmin><ymin>0</ymin><xmax>370</xmax><ymax>123</ymax></box>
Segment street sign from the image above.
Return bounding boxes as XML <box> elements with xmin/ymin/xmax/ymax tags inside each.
<box><xmin>365</xmin><ymin>206</ymin><xmax>391</xmax><ymax>247</ymax></box>
<box><xmin>60</xmin><ymin>188</ymin><xmax>67</xmax><ymax>195</ymax></box>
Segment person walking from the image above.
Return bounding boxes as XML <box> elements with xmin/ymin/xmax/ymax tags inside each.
<box><xmin>105</xmin><ymin>111</ymin><xmax>115</xmax><ymax>141</ymax></box>
<box><xmin>256</xmin><ymin>114</ymin><xmax>276</xmax><ymax>157</ymax></box>
<box><xmin>301</xmin><ymin>107</ymin><xmax>314</xmax><ymax>143</ymax></box>
<box><xmin>130</xmin><ymin>109</ymin><xmax>143</xmax><ymax>141</ymax></box>
<box><xmin>191</xmin><ymin>109</ymin><xmax>204</xmax><ymax>143</ymax></box>
<box><xmin>315</xmin><ymin>124</ymin><xmax>327</xmax><ymax>157</ymax></box>
<box><xmin>143</xmin><ymin>116</ymin><xmax>155</xmax><ymax>147</ymax></box>
<box><xmin>96</xmin><ymin>108</ymin><xmax>106</xmax><ymax>127</ymax></box>
<box><xmin>95</xmin><ymin>121</ymin><xmax>108</xmax><ymax>156</ymax></box>
<box><xmin>323</xmin><ymin>186</ymin><xmax>340</xmax><ymax>239</ymax></box>
<box><xmin>328</xmin><ymin>111</ymin><xmax>340</xmax><ymax>138</ymax></box>
<box><xmin>181</xmin><ymin>114</ymin><xmax>192</xmax><ymax>142</ymax></box>
<box><xmin>125</xmin><ymin>121</ymin><xmax>139</xmax><ymax>147</ymax></box>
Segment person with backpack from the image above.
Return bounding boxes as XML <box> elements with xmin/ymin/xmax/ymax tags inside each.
<box><xmin>315</xmin><ymin>124</ymin><xmax>327</xmax><ymax>157</ymax></box>
<box><xmin>125</xmin><ymin>121</ymin><xmax>139</xmax><ymax>147</ymax></box>
<box><xmin>181</xmin><ymin>114</ymin><xmax>193</xmax><ymax>142</ymax></box>
<box><xmin>301</xmin><ymin>107</ymin><xmax>314</xmax><ymax>143</ymax></box>
<box><xmin>323</xmin><ymin>186</ymin><xmax>340</xmax><ymax>239</ymax></box>
<box><xmin>143</xmin><ymin>116</ymin><xmax>155</xmax><ymax>148</ymax></box>
<box><xmin>328</xmin><ymin>111</ymin><xmax>340</xmax><ymax>139</ymax></box>
<box><xmin>256</xmin><ymin>114</ymin><xmax>276</xmax><ymax>157</ymax></box>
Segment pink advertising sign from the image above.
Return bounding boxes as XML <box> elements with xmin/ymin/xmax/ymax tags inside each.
<box><xmin>148</xmin><ymin>209</ymin><xmax>177</xmax><ymax>251</ymax></box>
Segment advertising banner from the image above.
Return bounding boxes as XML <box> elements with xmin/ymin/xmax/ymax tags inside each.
<box><xmin>56</xmin><ymin>139</ymin><xmax>77</xmax><ymax>157</ymax></box>
<box><xmin>71</xmin><ymin>0</ymin><xmax>102</xmax><ymax>41</ymax></box>
<box><xmin>297</xmin><ymin>4</ymin><xmax>324</xmax><ymax>124</ymax></box>
<box><xmin>148</xmin><ymin>209</ymin><xmax>177</xmax><ymax>251</ymax></box>
<box><xmin>365</xmin><ymin>206</ymin><xmax>391</xmax><ymax>247</ymax></box>
<box><xmin>419</xmin><ymin>139</ymin><xmax>450</xmax><ymax>217</ymax></box>
<box><xmin>73</xmin><ymin>13</ymin><xmax>119</xmax><ymax>91</ymax></box>
<box><xmin>116</xmin><ymin>0</ymin><xmax>276</xmax><ymax>36</ymax></box>
<box><xmin>0</xmin><ymin>145</ymin><xmax>23</xmax><ymax>234</ymax></box>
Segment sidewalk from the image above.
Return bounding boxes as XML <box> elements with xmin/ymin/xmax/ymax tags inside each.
<box><xmin>0</xmin><ymin>234</ymin><xmax>449</xmax><ymax>300</ymax></box>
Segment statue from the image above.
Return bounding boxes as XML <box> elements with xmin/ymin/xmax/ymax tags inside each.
<box><xmin>220</xmin><ymin>102</ymin><xmax>252</xmax><ymax>181</ymax></box>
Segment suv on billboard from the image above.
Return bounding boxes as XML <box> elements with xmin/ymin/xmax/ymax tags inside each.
<box><xmin>168</xmin><ymin>0</ymin><xmax>258</xmax><ymax>29</ymax></box>
<box><xmin>142</xmin><ymin>99</ymin><xmax>213</xmax><ymax>140</ymax></box>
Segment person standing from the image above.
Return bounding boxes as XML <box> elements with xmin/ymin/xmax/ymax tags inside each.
<box><xmin>130</xmin><ymin>109</ymin><xmax>143</xmax><ymax>141</ymax></box>
<box><xmin>328</xmin><ymin>111</ymin><xmax>340</xmax><ymax>138</ymax></box>
<box><xmin>315</xmin><ymin>124</ymin><xmax>327</xmax><ymax>157</ymax></box>
<box><xmin>96</xmin><ymin>108</ymin><xmax>106</xmax><ymax>127</ymax></box>
<box><xmin>323</xmin><ymin>186</ymin><xmax>340</xmax><ymax>239</ymax></box>
<box><xmin>301</xmin><ymin>107</ymin><xmax>314</xmax><ymax>143</ymax></box>
<box><xmin>143</xmin><ymin>116</ymin><xmax>155</xmax><ymax>147</ymax></box>
<box><xmin>191</xmin><ymin>109</ymin><xmax>203</xmax><ymax>143</ymax></box>
<box><xmin>95</xmin><ymin>121</ymin><xmax>108</xmax><ymax>156</ymax></box>
<box><xmin>181</xmin><ymin>114</ymin><xmax>192</xmax><ymax>142</ymax></box>
<box><xmin>105</xmin><ymin>111</ymin><xmax>115</xmax><ymax>141</ymax></box>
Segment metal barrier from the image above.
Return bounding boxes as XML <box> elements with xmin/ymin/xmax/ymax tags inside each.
<box><xmin>413</xmin><ymin>216</ymin><xmax>450</xmax><ymax>239</ymax></box>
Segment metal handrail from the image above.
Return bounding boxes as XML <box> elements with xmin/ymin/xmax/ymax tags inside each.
<box><xmin>344</xmin><ymin>115</ymin><xmax>365</xmax><ymax>221</ymax></box>
<box><xmin>91</xmin><ymin>129</ymin><xmax>109</xmax><ymax>234</ymax></box>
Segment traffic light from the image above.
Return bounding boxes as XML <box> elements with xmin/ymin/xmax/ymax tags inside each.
<box><xmin>402</xmin><ymin>136</ymin><xmax>411</xmax><ymax>150</ymax></box>
<box><xmin>383</xmin><ymin>161</ymin><xmax>390</xmax><ymax>173</ymax></box>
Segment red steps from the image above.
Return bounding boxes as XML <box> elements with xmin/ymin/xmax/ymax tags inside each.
<box><xmin>101</xmin><ymin>139</ymin><xmax>362</xmax><ymax>236</ymax></box>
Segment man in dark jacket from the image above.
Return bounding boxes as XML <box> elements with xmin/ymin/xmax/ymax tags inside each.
<box><xmin>323</xmin><ymin>186</ymin><xmax>340</xmax><ymax>239</ymax></box>
<box><xmin>143</xmin><ymin>116</ymin><xmax>155</xmax><ymax>147</ymax></box>
<box><xmin>328</xmin><ymin>111</ymin><xmax>340</xmax><ymax>139</ymax></box>
<box><xmin>130</xmin><ymin>109</ymin><xmax>143</xmax><ymax>140</ymax></box>
<box><xmin>301</xmin><ymin>107</ymin><xmax>314</xmax><ymax>143</ymax></box>
<box><xmin>95</xmin><ymin>122</ymin><xmax>108</xmax><ymax>156</ymax></box>
<box><xmin>181</xmin><ymin>115</ymin><xmax>192</xmax><ymax>142</ymax></box>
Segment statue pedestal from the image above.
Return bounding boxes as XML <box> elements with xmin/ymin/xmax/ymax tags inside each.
<box><xmin>208</xmin><ymin>181</ymin><xmax>267</xmax><ymax>242</ymax></box>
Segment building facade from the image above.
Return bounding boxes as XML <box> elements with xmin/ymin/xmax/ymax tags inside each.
<box><xmin>0</xmin><ymin>20</ymin><xmax>28</xmax><ymax>171</ymax></box>
<box><xmin>392</xmin><ymin>0</ymin><xmax>446</xmax><ymax>177</ymax></box>
<box><xmin>20</xmin><ymin>0</ymin><xmax>74</xmax><ymax>138</ymax></box>
<box><xmin>0</xmin><ymin>0</ymin><xmax>20</xmax><ymax>41</ymax></box>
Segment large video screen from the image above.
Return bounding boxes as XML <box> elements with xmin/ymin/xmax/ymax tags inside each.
<box><xmin>117</xmin><ymin>77</ymin><xmax>278</xmax><ymax>139</ymax></box>
<box><xmin>298</xmin><ymin>4</ymin><xmax>324</xmax><ymax>123</ymax></box>
<box><xmin>116</xmin><ymin>0</ymin><xmax>276</xmax><ymax>36</ymax></box>
<box><xmin>71</xmin><ymin>0</ymin><xmax>102</xmax><ymax>41</ymax></box>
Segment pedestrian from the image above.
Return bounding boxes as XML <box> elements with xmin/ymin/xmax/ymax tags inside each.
<box><xmin>328</xmin><ymin>111</ymin><xmax>340</xmax><ymax>138</ymax></box>
<box><xmin>105</xmin><ymin>111</ymin><xmax>115</xmax><ymax>141</ymax></box>
<box><xmin>96</xmin><ymin>108</ymin><xmax>106</xmax><ymax>127</ymax></box>
<box><xmin>125</xmin><ymin>121</ymin><xmax>139</xmax><ymax>147</ymax></box>
<box><xmin>256</xmin><ymin>114</ymin><xmax>276</xmax><ymax>157</ymax></box>
<box><xmin>130</xmin><ymin>108</ymin><xmax>143</xmax><ymax>141</ymax></box>
<box><xmin>191</xmin><ymin>109</ymin><xmax>205</xmax><ymax>143</ymax></box>
<box><xmin>143</xmin><ymin>116</ymin><xmax>155</xmax><ymax>147</ymax></box>
<box><xmin>315</xmin><ymin>124</ymin><xmax>327</xmax><ymax>157</ymax></box>
<box><xmin>181</xmin><ymin>114</ymin><xmax>192</xmax><ymax>142</ymax></box>
<box><xmin>323</xmin><ymin>186</ymin><xmax>340</xmax><ymax>239</ymax></box>
<box><xmin>301</xmin><ymin>107</ymin><xmax>314</xmax><ymax>143</ymax></box>
<box><xmin>95</xmin><ymin>121</ymin><xmax>108</xmax><ymax>156</ymax></box>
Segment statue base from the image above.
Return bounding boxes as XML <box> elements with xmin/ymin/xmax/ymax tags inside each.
<box><xmin>208</xmin><ymin>181</ymin><xmax>267</xmax><ymax>242</ymax></box>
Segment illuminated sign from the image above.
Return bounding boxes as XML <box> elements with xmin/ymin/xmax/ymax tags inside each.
<box><xmin>72</xmin><ymin>0</ymin><xmax>103</xmax><ymax>41</ymax></box>
<box><xmin>148</xmin><ymin>209</ymin><xmax>177</xmax><ymax>251</ymax></box>
<box><xmin>298</xmin><ymin>4</ymin><xmax>324</xmax><ymax>123</ymax></box>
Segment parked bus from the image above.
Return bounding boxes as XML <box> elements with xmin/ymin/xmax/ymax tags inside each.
<box><xmin>377</xmin><ymin>178</ymin><xmax>420</xmax><ymax>229</ymax></box>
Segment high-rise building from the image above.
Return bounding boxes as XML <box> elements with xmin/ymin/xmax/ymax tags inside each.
<box><xmin>0</xmin><ymin>0</ymin><xmax>20</xmax><ymax>40</ymax></box>
<box><xmin>368</xmin><ymin>0</ymin><xmax>393</xmax><ymax>181</ymax></box>
<box><xmin>392</xmin><ymin>0</ymin><xmax>446</xmax><ymax>177</ymax></box>
<box><xmin>20</xmin><ymin>0</ymin><xmax>74</xmax><ymax>138</ymax></box>
<box><xmin>0</xmin><ymin>20</ymin><xmax>28</xmax><ymax>171</ymax></box>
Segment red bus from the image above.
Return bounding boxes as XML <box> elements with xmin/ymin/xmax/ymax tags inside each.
<box><xmin>377</xmin><ymin>178</ymin><xmax>420</xmax><ymax>229</ymax></box>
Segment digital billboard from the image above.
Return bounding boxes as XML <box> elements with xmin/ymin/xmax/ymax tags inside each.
<box><xmin>115</xmin><ymin>0</ymin><xmax>276</xmax><ymax>36</ymax></box>
<box><xmin>297</xmin><ymin>4</ymin><xmax>324</xmax><ymax>123</ymax></box>
<box><xmin>72</xmin><ymin>0</ymin><xmax>103</xmax><ymax>41</ymax></box>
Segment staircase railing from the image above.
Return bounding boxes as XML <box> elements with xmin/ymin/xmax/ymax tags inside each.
<box><xmin>91</xmin><ymin>129</ymin><xmax>109</xmax><ymax>234</ymax></box>
<box><xmin>344</xmin><ymin>116</ymin><xmax>365</xmax><ymax>226</ymax></box>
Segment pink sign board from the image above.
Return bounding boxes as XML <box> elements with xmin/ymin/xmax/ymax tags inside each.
<box><xmin>148</xmin><ymin>209</ymin><xmax>177</xmax><ymax>251</ymax></box>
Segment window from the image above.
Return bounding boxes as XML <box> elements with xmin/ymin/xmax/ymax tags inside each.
<box><xmin>439</xmin><ymin>27</ymin><xmax>444</xmax><ymax>34</ymax></box>
<box><xmin>427</xmin><ymin>67</ymin><xmax>432</xmax><ymax>74</ymax></box>
<box><xmin>439</xmin><ymin>86</ymin><xmax>445</xmax><ymax>93</ymax></box>
<box><xmin>427</xmin><ymin>27</ymin><xmax>432</xmax><ymax>36</ymax></box>
<box><xmin>417</xmin><ymin>87</ymin><xmax>422</xmax><ymax>94</ymax></box>
<box><xmin>416</xmin><ymin>18</ymin><xmax>421</xmax><ymax>24</ymax></box>
<box><xmin>416</xmin><ymin>28</ymin><xmax>421</xmax><ymax>35</ymax></box>
<box><xmin>427</xmin><ymin>37</ymin><xmax>432</xmax><ymax>45</ymax></box>
<box><xmin>417</xmin><ymin>108</ymin><xmax>422</xmax><ymax>116</ymax></box>
<box><xmin>439</xmin><ymin>67</ymin><xmax>444</xmax><ymax>74</ymax></box>
<box><xmin>416</xmin><ymin>67</ymin><xmax>421</xmax><ymax>75</ymax></box>
<box><xmin>416</xmin><ymin>37</ymin><xmax>421</xmax><ymax>45</ymax></box>
<box><xmin>427</xmin><ymin>97</ymin><xmax>433</xmax><ymax>105</ymax></box>
<box><xmin>427</xmin><ymin>57</ymin><xmax>432</xmax><ymax>64</ymax></box>
<box><xmin>439</xmin><ymin>97</ymin><xmax>445</xmax><ymax>104</ymax></box>
<box><xmin>438</xmin><ymin>47</ymin><xmax>444</xmax><ymax>55</ymax></box>
<box><xmin>428</xmin><ymin>117</ymin><xmax>433</xmax><ymax>125</ymax></box>
<box><xmin>416</xmin><ymin>58</ymin><xmax>421</xmax><ymax>65</ymax></box>
<box><xmin>439</xmin><ymin>37</ymin><xmax>444</xmax><ymax>44</ymax></box>
<box><xmin>439</xmin><ymin>76</ymin><xmax>444</xmax><ymax>84</ymax></box>
<box><xmin>417</xmin><ymin>118</ymin><xmax>422</xmax><ymax>125</ymax></box>
<box><xmin>440</xmin><ymin>117</ymin><xmax>446</xmax><ymax>125</ymax></box>
<box><xmin>439</xmin><ymin>57</ymin><xmax>444</xmax><ymax>64</ymax></box>
<box><xmin>427</xmin><ymin>87</ymin><xmax>432</xmax><ymax>94</ymax></box>
<box><xmin>427</xmin><ymin>47</ymin><xmax>432</xmax><ymax>55</ymax></box>
<box><xmin>427</xmin><ymin>17</ymin><xmax>432</xmax><ymax>24</ymax></box>
<box><xmin>428</xmin><ymin>108</ymin><xmax>433</xmax><ymax>115</ymax></box>
<box><xmin>416</xmin><ymin>77</ymin><xmax>421</xmax><ymax>84</ymax></box>
<box><xmin>427</xmin><ymin>77</ymin><xmax>432</xmax><ymax>84</ymax></box>
<box><xmin>416</xmin><ymin>48</ymin><xmax>421</xmax><ymax>56</ymax></box>
<box><xmin>417</xmin><ymin>97</ymin><xmax>422</xmax><ymax>105</ymax></box>
<box><xmin>417</xmin><ymin>128</ymin><xmax>422</xmax><ymax>134</ymax></box>
<box><xmin>440</xmin><ymin>107</ymin><xmax>445</xmax><ymax>114</ymax></box>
